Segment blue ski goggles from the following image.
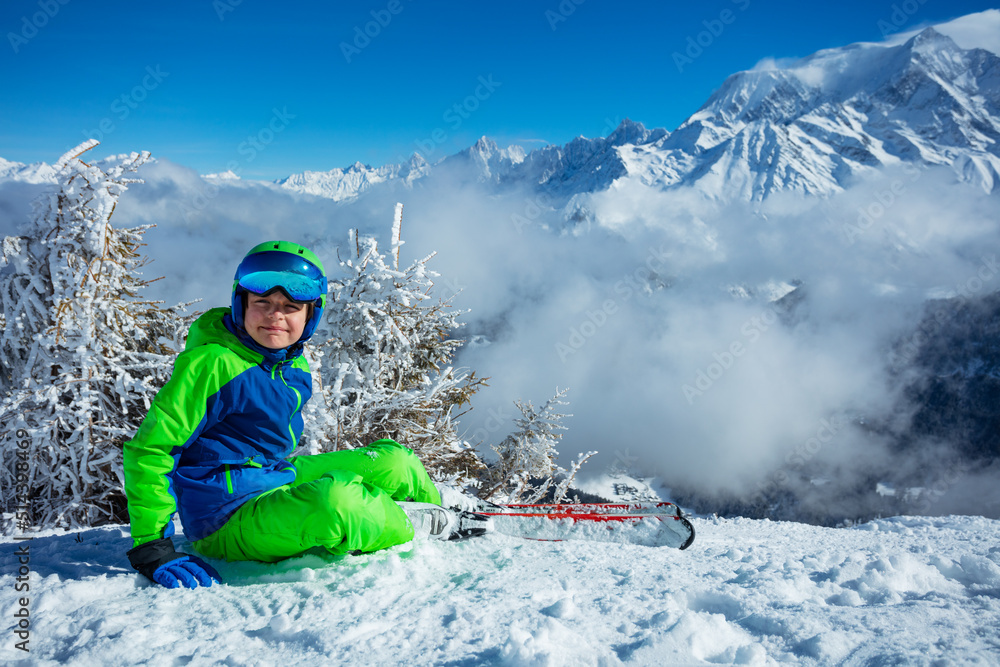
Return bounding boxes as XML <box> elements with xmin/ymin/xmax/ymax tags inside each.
<box><xmin>234</xmin><ymin>251</ymin><xmax>327</xmax><ymax>302</ymax></box>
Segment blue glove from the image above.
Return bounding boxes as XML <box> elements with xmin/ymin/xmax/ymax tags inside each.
<box><xmin>152</xmin><ymin>555</ymin><xmax>222</xmax><ymax>589</ymax></box>
<box><xmin>127</xmin><ymin>538</ymin><xmax>222</xmax><ymax>589</ymax></box>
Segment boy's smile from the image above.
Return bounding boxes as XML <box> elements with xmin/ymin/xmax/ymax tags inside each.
<box><xmin>243</xmin><ymin>291</ymin><xmax>308</xmax><ymax>349</ymax></box>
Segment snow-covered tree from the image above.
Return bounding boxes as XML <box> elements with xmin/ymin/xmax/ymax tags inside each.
<box><xmin>0</xmin><ymin>140</ymin><xmax>187</xmax><ymax>531</ymax></box>
<box><xmin>304</xmin><ymin>205</ymin><xmax>485</xmax><ymax>482</ymax></box>
<box><xmin>483</xmin><ymin>388</ymin><xmax>595</xmax><ymax>503</ymax></box>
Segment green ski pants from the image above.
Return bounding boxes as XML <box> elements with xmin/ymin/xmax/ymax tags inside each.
<box><xmin>193</xmin><ymin>439</ymin><xmax>442</xmax><ymax>562</ymax></box>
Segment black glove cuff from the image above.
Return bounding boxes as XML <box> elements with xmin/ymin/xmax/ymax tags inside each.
<box><xmin>127</xmin><ymin>538</ymin><xmax>182</xmax><ymax>577</ymax></box>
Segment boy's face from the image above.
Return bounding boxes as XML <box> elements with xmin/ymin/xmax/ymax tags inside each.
<box><xmin>243</xmin><ymin>290</ymin><xmax>309</xmax><ymax>349</ymax></box>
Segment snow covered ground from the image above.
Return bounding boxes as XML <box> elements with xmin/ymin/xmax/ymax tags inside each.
<box><xmin>2</xmin><ymin>513</ymin><xmax>999</xmax><ymax>666</ymax></box>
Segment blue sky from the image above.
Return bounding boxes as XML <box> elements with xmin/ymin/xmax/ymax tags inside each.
<box><xmin>2</xmin><ymin>0</ymin><xmax>997</xmax><ymax>179</ymax></box>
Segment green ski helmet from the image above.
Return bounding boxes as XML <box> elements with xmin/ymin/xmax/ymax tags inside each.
<box><xmin>232</xmin><ymin>240</ymin><xmax>328</xmax><ymax>343</ymax></box>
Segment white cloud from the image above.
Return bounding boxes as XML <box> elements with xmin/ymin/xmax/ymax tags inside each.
<box><xmin>8</xmin><ymin>152</ymin><xmax>999</xmax><ymax>519</ymax></box>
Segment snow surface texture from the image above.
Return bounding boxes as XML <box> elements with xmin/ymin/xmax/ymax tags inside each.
<box><xmin>2</xmin><ymin>515</ymin><xmax>999</xmax><ymax>666</ymax></box>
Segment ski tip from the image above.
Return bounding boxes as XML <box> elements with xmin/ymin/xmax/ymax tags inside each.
<box><xmin>678</xmin><ymin>516</ymin><xmax>696</xmax><ymax>550</ymax></box>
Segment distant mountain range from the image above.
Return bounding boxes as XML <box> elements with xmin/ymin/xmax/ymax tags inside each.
<box><xmin>4</xmin><ymin>24</ymin><xmax>998</xmax><ymax>207</ymax></box>
<box><xmin>0</xmin><ymin>156</ymin><xmax>56</xmax><ymax>184</ymax></box>
<box><xmin>269</xmin><ymin>25</ymin><xmax>999</xmax><ymax>203</ymax></box>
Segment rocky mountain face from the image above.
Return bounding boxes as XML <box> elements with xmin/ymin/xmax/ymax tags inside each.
<box><xmin>896</xmin><ymin>292</ymin><xmax>1000</xmax><ymax>464</ymax></box>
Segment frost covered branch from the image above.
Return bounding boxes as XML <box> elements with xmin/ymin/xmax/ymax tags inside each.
<box><xmin>0</xmin><ymin>141</ymin><xmax>189</xmax><ymax>532</ymax></box>
<box><xmin>483</xmin><ymin>387</ymin><xmax>590</xmax><ymax>503</ymax></box>
<box><xmin>303</xmin><ymin>204</ymin><xmax>486</xmax><ymax>483</ymax></box>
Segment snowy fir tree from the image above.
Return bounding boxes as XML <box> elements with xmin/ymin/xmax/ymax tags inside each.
<box><xmin>484</xmin><ymin>388</ymin><xmax>595</xmax><ymax>503</ymax></box>
<box><xmin>0</xmin><ymin>140</ymin><xmax>187</xmax><ymax>531</ymax></box>
<box><xmin>304</xmin><ymin>204</ymin><xmax>485</xmax><ymax>483</ymax></box>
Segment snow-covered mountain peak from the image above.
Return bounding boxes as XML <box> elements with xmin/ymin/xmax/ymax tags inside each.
<box><xmin>635</xmin><ymin>22</ymin><xmax>1000</xmax><ymax>200</ymax></box>
<box><xmin>883</xmin><ymin>27</ymin><xmax>987</xmax><ymax>90</ymax></box>
<box><xmin>469</xmin><ymin>136</ymin><xmax>499</xmax><ymax>156</ymax></box>
<box><xmin>606</xmin><ymin>118</ymin><xmax>668</xmax><ymax>147</ymax></box>
<box><xmin>467</xmin><ymin>135</ymin><xmax>527</xmax><ymax>165</ymax></box>
<box><xmin>276</xmin><ymin>154</ymin><xmax>432</xmax><ymax>201</ymax></box>
<box><xmin>698</xmin><ymin>68</ymin><xmax>809</xmax><ymax>117</ymax></box>
<box><xmin>906</xmin><ymin>26</ymin><xmax>955</xmax><ymax>53</ymax></box>
<box><xmin>687</xmin><ymin>25</ymin><xmax>988</xmax><ymax>127</ymax></box>
<box><xmin>436</xmin><ymin>136</ymin><xmax>529</xmax><ymax>184</ymax></box>
<box><xmin>0</xmin><ymin>156</ymin><xmax>57</xmax><ymax>184</ymax></box>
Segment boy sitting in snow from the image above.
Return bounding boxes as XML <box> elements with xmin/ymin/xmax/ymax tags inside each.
<box><xmin>123</xmin><ymin>240</ymin><xmax>486</xmax><ymax>589</ymax></box>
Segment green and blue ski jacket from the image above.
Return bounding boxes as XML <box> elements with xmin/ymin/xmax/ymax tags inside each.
<box><xmin>123</xmin><ymin>307</ymin><xmax>312</xmax><ymax>547</ymax></box>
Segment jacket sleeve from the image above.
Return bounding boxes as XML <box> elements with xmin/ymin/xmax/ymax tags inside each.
<box><xmin>123</xmin><ymin>346</ymin><xmax>232</xmax><ymax>547</ymax></box>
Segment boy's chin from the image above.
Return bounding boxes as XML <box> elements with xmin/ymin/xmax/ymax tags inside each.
<box><xmin>251</xmin><ymin>331</ymin><xmax>293</xmax><ymax>349</ymax></box>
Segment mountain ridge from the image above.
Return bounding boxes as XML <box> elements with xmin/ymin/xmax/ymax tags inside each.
<box><xmin>4</xmin><ymin>18</ymin><xmax>999</xmax><ymax>205</ymax></box>
<box><xmin>271</xmin><ymin>23</ymin><xmax>1000</xmax><ymax>203</ymax></box>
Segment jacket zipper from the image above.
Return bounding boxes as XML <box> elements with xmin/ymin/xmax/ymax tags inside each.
<box><xmin>223</xmin><ymin>361</ymin><xmax>302</xmax><ymax>497</ymax></box>
<box><xmin>272</xmin><ymin>363</ymin><xmax>303</xmax><ymax>451</ymax></box>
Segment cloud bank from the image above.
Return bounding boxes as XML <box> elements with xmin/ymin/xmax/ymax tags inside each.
<box><xmin>6</xmin><ymin>154</ymin><xmax>999</xmax><ymax>521</ymax></box>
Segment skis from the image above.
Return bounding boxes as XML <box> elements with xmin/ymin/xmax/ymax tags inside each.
<box><xmin>463</xmin><ymin>500</ymin><xmax>696</xmax><ymax>550</ymax></box>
